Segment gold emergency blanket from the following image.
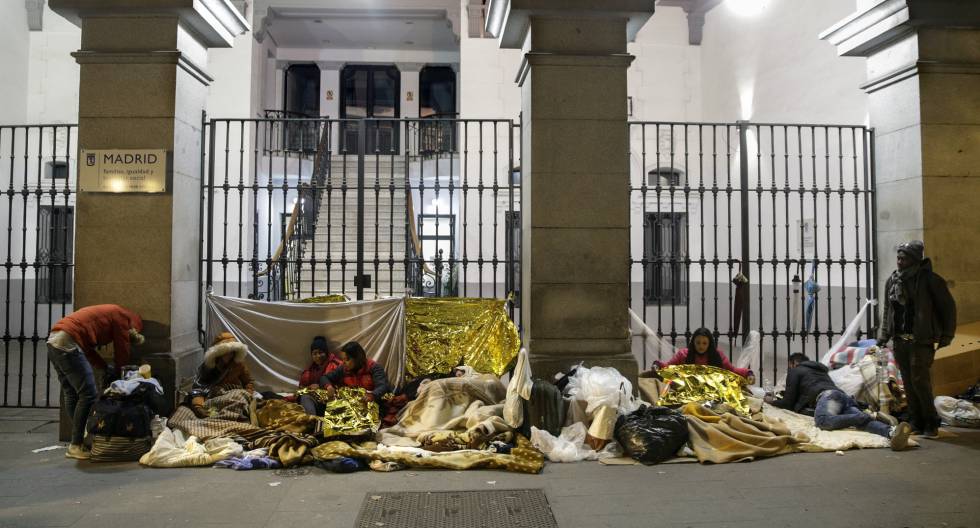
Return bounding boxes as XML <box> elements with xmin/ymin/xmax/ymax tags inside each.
<box><xmin>658</xmin><ymin>365</ymin><xmax>749</xmax><ymax>415</ymax></box>
<box><xmin>311</xmin><ymin>435</ymin><xmax>544</xmax><ymax>474</ymax></box>
<box><xmin>297</xmin><ymin>295</ymin><xmax>348</xmax><ymax>304</ymax></box>
<box><xmin>320</xmin><ymin>387</ymin><xmax>380</xmax><ymax>438</ymax></box>
<box><xmin>405</xmin><ymin>297</ymin><xmax>520</xmax><ymax>378</ymax></box>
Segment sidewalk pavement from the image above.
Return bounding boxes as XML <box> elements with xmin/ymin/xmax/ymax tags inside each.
<box><xmin>1</xmin><ymin>408</ymin><xmax>978</xmax><ymax>528</ymax></box>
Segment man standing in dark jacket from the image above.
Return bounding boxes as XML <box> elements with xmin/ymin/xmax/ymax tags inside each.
<box><xmin>770</xmin><ymin>353</ymin><xmax>911</xmax><ymax>451</ymax></box>
<box><xmin>878</xmin><ymin>240</ymin><xmax>956</xmax><ymax>438</ymax></box>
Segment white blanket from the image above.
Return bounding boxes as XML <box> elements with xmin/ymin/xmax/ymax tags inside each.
<box><xmin>206</xmin><ymin>294</ymin><xmax>406</xmax><ymax>391</ymax></box>
<box><xmin>139</xmin><ymin>427</ymin><xmax>243</xmax><ymax>468</ymax></box>
<box><xmin>762</xmin><ymin>404</ymin><xmax>918</xmax><ymax>451</ymax></box>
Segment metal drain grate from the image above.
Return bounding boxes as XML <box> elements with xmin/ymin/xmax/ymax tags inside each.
<box><xmin>273</xmin><ymin>467</ymin><xmax>312</xmax><ymax>477</ymax></box>
<box><xmin>355</xmin><ymin>489</ymin><xmax>558</xmax><ymax>528</ymax></box>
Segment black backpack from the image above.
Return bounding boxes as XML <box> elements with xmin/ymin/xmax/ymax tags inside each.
<box><xmin>86</xmin><ymin>396</ymin><xmax>153</xmax><ymax>439</ymax></box>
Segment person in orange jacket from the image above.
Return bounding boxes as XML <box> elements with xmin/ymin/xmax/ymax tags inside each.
<box><xmin>47</xmin><ymin>304</ymin><xmax>145</xmax><ymax>460</ymax></box>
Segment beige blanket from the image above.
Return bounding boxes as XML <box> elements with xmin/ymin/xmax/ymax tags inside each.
<box><xmin>381</xmin><ymin>374</ymin><xmax>510</xmax><ymax>446</ymax></box>
<box><xmin>762</xmin><ymin>404</ymin><xmax>918</xmax><ymax>451</ymax></box>
<box><xmin>681</xmin><ymin>403</ymin><xmax>803</xmax><ymax>463</ymax></box>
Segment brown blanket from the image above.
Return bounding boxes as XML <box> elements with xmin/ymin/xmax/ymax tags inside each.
<box><xmin>681</xmin><ymin>403</ymin><xmax>803</xmax><ymax>463</ymax></box>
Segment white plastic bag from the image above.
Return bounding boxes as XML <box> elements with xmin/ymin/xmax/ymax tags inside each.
<box><xmin>935</xmin><ymin>396</ymin><xmax>980</xmax><ymax>428</ymax></box>
<box><xmin>734</xmin><ymin>330</ymin><xmax>761</xmax><ymax>375</ymax></box>
<box><xmin>503</xmin><ymin>348</ymin><xmax>533</xmax><ymax>428</ymax></box>
<box><xmin>828</xmin><ymin>363</ymin><xmax>864</xmax><ymax>396</ymax></box>
<box><xmin>564</xmin><ymin>366</ymin><xmax>640</xmax><ymax>416</ymax></box>
<box><xmin>530</xmin><ymin>423</ymin><xmax>623</xmax><ymax>463</ymax></box>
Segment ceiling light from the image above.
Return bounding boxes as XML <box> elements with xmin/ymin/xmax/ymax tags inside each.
<box><xmin>314</xmin><ymin>19</ymin><xmax>323</xmax><ymax>23</ymax></box>
<box><xmin>404</xmin><ymin>41</ymin><xmax>414</xmax><ymax>45</ymax></box>
<box><xmin>726</xmin><ymin>0</ymin><xmax>767</xmax><ymax>16</ymax></box>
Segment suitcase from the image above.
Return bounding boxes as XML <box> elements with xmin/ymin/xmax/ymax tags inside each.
<box><xmin>519</xmin><ymin>379</ymin><xmax>565</xmax><ymax>437</ymax></box>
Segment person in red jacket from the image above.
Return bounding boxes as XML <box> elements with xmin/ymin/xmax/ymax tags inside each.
<box><xmin>320</xmin><ymin>341</ymin><xmax>391</xmax><ymax>404</ymax></box>
<box><xmin>655</xmin><ymin>327</ymin><xmax>754</xmax><ymax>382</ymax></box>
<box><xmin>47</xmin><ymin>304</ymin><xmax>144</xmax><ymax>460</ymax></box>
<box><xmin>298</xmin><ymin>336</ymin><xmax>342</xmax><ymax>415</ymax></box>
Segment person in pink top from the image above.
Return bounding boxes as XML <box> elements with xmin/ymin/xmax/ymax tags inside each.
<box><xmin>655</xmin><ymin>327</ymin><xmax>754</xmax><ymax>382</ymax></box>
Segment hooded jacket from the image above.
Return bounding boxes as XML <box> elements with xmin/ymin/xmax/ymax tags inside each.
<box><xmin>194</xmin><ymin>339</ymin><xmax>253</xmax><ymax>390</ymax></box>
<box><xmin>772</xmin><ymin>361</ymin><xmax>839</xmax><ymax>413</ymax></box>
<box><xmin>879</xmin><ymin>258</ymin><xmax>956</xmax><ymax>346</ymax></box>
<box><xmin>50</xmin><ymin>304</ymin><xmax>143</xmax><ymax>370</ymax></box>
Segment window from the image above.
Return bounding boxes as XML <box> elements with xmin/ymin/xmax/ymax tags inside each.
<box><xmin>48</xmin><ymin>161</ymin><xmax>69</xmax><ymax>179</ymax></box>
<box><xmin>505</xmin><ymin>211</ymin><xmax>521</xmax><ymax>307</ymax></box>
<box><xmin>418</xmin><ymin>66</ymin><xmax>457</xmax><ymax>154</ymax></box>
<box><xmin>647</xmin><ymin>167</ymin><xmax>685</xmax><ymax>187</ymax></box>
<box><xmin>36</xmin><ymin>205</ymin><xmax>74</xmax><ymax>303</ymax></box>
<box><xmin>643</xmin><ymin>212</ymin><xmax>688</xmax><ymax>305</ymax></box>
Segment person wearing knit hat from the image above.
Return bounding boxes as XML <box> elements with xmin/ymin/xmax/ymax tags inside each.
<box><xmin>188</xmin><ymin>331</ymin><xmax>254</xmax><ymax>417</ymax></box>
<box><xmin>298</xmin><ymin>335</ymin><xmax>342</xmax><ymax>415</ymax></box>
<box><xmin>879</xmin><ymin>240</ymin><xmax>957</xmax><ymax>439</ymax></box>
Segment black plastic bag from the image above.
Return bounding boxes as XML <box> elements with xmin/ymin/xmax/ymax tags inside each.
<box><xmin>614</xmin><ymin>405</ymin><xmax>689</xmax><ymax>465</ymax></box>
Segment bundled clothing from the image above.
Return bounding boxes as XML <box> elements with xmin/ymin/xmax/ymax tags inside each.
<box><xmin>320</xmin><ymin>359</ymin><xmax>390</xmax><ymax>402</ymax></box>
<box><xmin>879</xmin><ymin>255</ymin><xmax>956</xmax><ymax>433</ymax></box>
<box><xmin>659</xmin><ymin>348</ymin><xmax>750</xmax><ymax>378</ymax></box>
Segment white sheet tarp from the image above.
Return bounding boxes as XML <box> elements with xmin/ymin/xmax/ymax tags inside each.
<box><xmin>206</xmin><ymin>295</ymin><xmax>405</xmax><ymax>392</ymax></box>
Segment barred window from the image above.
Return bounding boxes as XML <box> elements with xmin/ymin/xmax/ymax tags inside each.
<box><xmin>36</xmin><ymin>205</ymin><xmax>74</xmax><ymax>303</ymax></box>
<box><xmin>643</xmin><ymin>212</ymin><xmax>688</xmax><ymax>305</ymax></box>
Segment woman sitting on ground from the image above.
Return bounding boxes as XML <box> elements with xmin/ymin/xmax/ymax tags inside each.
<box><xmin>655</xmin><ymin>327</ymin><xmax>754</xmax><ymax>382</ymax></box>
<box><xmin>188</xmin><ymin>332</ymin><xmax>254</xmax><ymax>417</ymax></box>
<box><xmin>319</xmin><ymin>341</ymin><xmax>391</xmax><ymax>404</ymax></box>
<box><xmin>297</xmin><ymin>335</ymin><xmax>343</xmax><ymax>415</ymax></box>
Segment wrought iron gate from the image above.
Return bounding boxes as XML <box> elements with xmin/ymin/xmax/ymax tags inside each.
<box><xmin>199</xmin><ymin>115</ymin><xmax>522</xmax><ymax>341</ymax></box>
<box><xmin>628</xmin><ymin>121</ymin><xmax>877</xmax><ymax>387</ymax></box>
<box><xmin>1</xmin><ymin>124</ymin><xmax>77</xmax><ymax>408</ymax></box>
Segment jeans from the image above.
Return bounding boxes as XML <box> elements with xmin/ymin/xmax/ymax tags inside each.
<box><xmin>814</xmin><ymin>389</ymin><xmax>891</xmax><ymax>438</ymax></box>
<box><xmin>47</xmin><ymin>343</ymin><xmax>98</xmax><ymax>444</ymax></box>
<box><xmin>299</xmin><ymin>394</ymin><xmax>323</xmax><ymax>416</ymax></box>
<box><xmin>893</xmin><ymin>339</ymin><xmax>940</xmax><ymax>431</ymax></box>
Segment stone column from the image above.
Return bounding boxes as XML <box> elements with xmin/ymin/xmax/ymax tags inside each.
<box><xmin>486</xmin><ymin>1</ymin><xmax>655</xmax><ymax>382</ymax></box>
<box><xmin>397</xmin><ymin>62</ymin><xmax>424</xmax><ymax>120</ymax></box>
<box><xmin>821</xmin><ymin>0</ymin><xmax>980</xmax><ymax>323</ymax></box>
<box><xmin>318</xmin><ymin>61</ymin><xmax>343</xmax><ymax>153</ymax></box>
<box><xmin>49</xmin><ymin>1</ymin><xmax>248</xmax><ymax>420</ymax></box>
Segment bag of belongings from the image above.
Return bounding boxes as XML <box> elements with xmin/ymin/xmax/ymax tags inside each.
<box><xmin>86</xmin><ymin>392</ymin><xmax>154</xmax><ymax>462</ymax></box>
<box><xmin>519</xmin><ymin>379</ymin><xmax>565</xmax><ymax>438</ymax></box>
<box><xmin>615</xmin><ymin>405</ymin><xmax>689</xmax><ymax>465</ymax></box>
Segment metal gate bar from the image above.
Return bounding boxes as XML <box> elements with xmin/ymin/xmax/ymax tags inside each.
<box><xmin>1</xmin><ymin>124</ymin><xmax>76</xmax><ymax>408</ymax></box>
<box><xmin>628</xmin><ymin>121</ymin><xmax>876</xmax><ymax>386</ymax></box>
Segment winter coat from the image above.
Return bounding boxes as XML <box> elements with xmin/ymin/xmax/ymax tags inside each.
<box><xmin>661</xmin><ymin>348</ymin><xmax>751</xmax><ymax>378</ymax></box>
<box><xmin>298</xmin><ymin>355</ymin><xmax>342</xmax><ymax>388</ymax></box>
<box><xmin>50</xmin><ymin>304</ymin><xmax>143</xmax><ymax>370</ymax></box>
<box><xmin>772</xmin><ymin>361</ymin><xmax>839</xmax><ymax>413</ymax></box>
<box><xmin>320</xmin><ymin>359</ymin><xmax>390</xmax><ymax>401</ymax></box>
<box><xmin>879</xmin><ymin>258</ymin><xmax>956</xmax><ymax>346</ymax></box>
<box><xmin>194</xmin><ymin>340</ymin><xmax>253</xmax><ymax>391</ymax></box>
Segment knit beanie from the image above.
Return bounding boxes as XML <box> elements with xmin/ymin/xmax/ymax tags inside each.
<box><xmin>897</xmin><ymin>240</ymin><xmax>924</xmax><ymax>262</ymax></box>
<box><xmin>311</xmin><ymin>335</ymin><xmax>328</xmax><ymax>352</ymax></box>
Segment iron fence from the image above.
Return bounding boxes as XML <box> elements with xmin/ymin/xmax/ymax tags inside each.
<box><xmin>200</xmin><ymin>116</ymin><xmax>521</xmax><ymax>342</ymax></box>
<box><xmin>1</xmin><ymin>124</ymin><xmax>77</xmax><ymax>408</ymax></box>
<box><xmin>629</xmin><ymin>121</ymin><xmax>876</xmax><ymax>387</ymax></box>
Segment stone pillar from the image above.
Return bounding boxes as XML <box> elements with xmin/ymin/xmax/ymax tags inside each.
<box><xmin>397</xmin><ymin>63</ymin><xmax>423</xmax><ymax>120</ymax></box>
<box><xmin>821</xmin><ymin>0</ymin><xmax>980</xmax><ymax>323</ymax></box>
<box><xmin>49</xmin><ymin>1</ymin><xmax>248</xmax><ymax>419</ymax></box>
<box><xmin>486</xmin><ymin>1</ymin><xmax>655</xmax><ymax>382</ymax></box>
<box><xmin>318</xmin><ymin>61</ymin><xmax>343</xmax><ymax>153</ymax></box>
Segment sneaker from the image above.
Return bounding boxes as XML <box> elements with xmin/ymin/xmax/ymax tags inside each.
<box><xmin>889</xmin><ymin>422</ymin><xmax>912</xmax><ymax>451</ymax></box>
<box><xmin>920</xmin><ymin>428</ymin><xmax>940</xmax><ymax>439</ymax></box>
<box><xmin>873</xmin><ymin>411</ymin><xmax>899</xmax><ymax>427</ymax></box>
<box><xmin>65</xmin><ymin>444</ymin><xmax>90</xmax><ymax>460</ymax></box>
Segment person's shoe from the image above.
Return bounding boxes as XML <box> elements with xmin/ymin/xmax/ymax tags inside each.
<box><xmin>873</xmin><ymin>411</ymin><xmax>899</xmax><ymax>427</ymax></box>
<box><xmin>65</xmin><ymin>444</ymin><xmax>90</xmax><ymax>460</ymax></box>
<box><xmin>889</xmin><ymin>422</ymin><xmax>912</xmax><ymax>451</ymax></box>
<box><xmin>920</xmin><ymin>428</ymin><xmax>940</xmax><ymax>439</ymax></box>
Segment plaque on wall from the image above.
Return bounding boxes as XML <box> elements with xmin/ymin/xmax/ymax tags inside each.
<box><xmin>79</xmin><ymin>149</ymin><xmax>168</xmax><ymax>193</ymax></box>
